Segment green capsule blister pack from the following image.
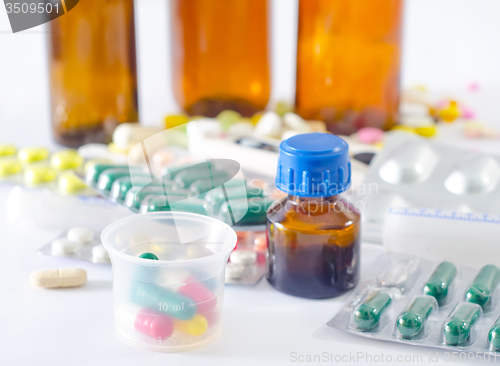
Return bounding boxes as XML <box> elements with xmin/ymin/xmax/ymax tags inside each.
<box><xmin>328</xmin><ymin>253</ymin><xmax>500</xmax><ymax>355</ymax></box>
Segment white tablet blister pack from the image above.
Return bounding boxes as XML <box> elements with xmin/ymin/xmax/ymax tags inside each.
<box><xmin>356</xmin><ymin>132</ymin><xmax>500</xmax><ymax>242</ymax></box>
<box><xmin>328</xmin><ymin>252</ymin><xmax>500</xmax><ymax>356</ymax></box>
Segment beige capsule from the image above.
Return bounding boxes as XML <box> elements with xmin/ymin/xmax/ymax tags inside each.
<box><xmin>30</xmin><ymin>268</ymin><xmax>87</xmax><ymax>288</ymax></box>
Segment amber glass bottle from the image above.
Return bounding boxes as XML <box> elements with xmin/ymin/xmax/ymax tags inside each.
<box><xmin>295</xmin><ymin>0</ymin><xmax>403</xmax><ymax>135</ymax></box>
<box><xmin>170</xmin><ymin>0</ymin><xmax>270</xmax><ymax>117</ymax></box>
<box><xmin>49</xmin><ymin>0</ymin><xmax>138</xmax><ymax>147</ymax></box>
<box><xmin>266</xmin><ymin>133</ymin><xmax>360</xmax><ymax>299</ymax></box>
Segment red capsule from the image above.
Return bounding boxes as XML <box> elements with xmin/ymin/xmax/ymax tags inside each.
<box><xmin>134</xmin><ymin>308</ymin><xmax>174</xmax><ymax>339</ymax></box>
<box><xmin>178</xmin><ymin>276</ymin><xmax>217</xmax><ymax>314</ymax></box>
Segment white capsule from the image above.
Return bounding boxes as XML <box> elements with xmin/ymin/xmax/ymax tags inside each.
<box><xmin>253</xmin><ymin>111</ymin><xmax>282</xmax><ymax>138</ymax></box>
<box><xmin>227</xmin><ymin>121</ymin><xmax>254</xmax><ymax>139</ymax></box>
<box><xmin>283</xmin><ymin>112</ymin><xmax>311</xmax><ymax>133</ymax></box>
<box><xmin>52</xmin><ymin>238</ymin><xmax>80</xmax><ymax>255</ymax></box>
<box><xmin>230</xmin><ymin>249</ymin><xmax>257</xmax><ymax>266</ymax></box>
<box><xmin>113</xmin><ymin>123</ymin><xmax>164</xmax><ymax>151</ymax></box>
<box><xmin>67</xmin><ymin>227</ymin><xmax>94</xmax><ymax>244</ymax></box>
<box><xmin>225</xmin><ymin>263</ymin><xmax>245</xmax><ymax>280</ymax></box>
<box><xmin>31</xmin><ymin>268</ymin><xmax>87</xmax><ymax>288</ymax></box>
<box><xmin>92</xmin><ymin>245</ymin><xmax>110</xmax><ymax>261</ymax></box>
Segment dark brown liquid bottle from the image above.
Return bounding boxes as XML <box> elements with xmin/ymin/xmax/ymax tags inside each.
<box><xmin>170</xmin><ymin>0</ymin><xmax>270</xmax><ymax>117</ymax></box>
<box><xmin>266</xmin><ymin>133</ymin><xmax>360</xmax><ymax>299</ymax></box>
<box><xmin>295</xmin><ymin>0</ymin><xmax>403</xmax><ymax>135</ymax></box>
<box><xmin>48</xmin><ymin>0</ymin><xmax>139</xmax><ymax>147</ymax></box>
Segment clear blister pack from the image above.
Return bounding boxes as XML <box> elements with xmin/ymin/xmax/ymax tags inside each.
<box><xmin>356</xmin><ymin>132</ymin><xmax>500</xmax><ymax>242</ymax></box>
<box><xmin>328</xmin><ymin>252</ymin><xmax>500</xmax><ymax>355</ymax></box>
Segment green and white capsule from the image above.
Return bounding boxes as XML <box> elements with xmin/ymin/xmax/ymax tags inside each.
<box><xmin>443</xmin><ymin>302</ymin><xmax>481</xmax><ymax>345</ymax></box>
<box><xmin>423</xmin><ymin>261</ymin><xmax>457</xmax><ymax>305</ymax></box>
<box><xmin>465</xmin><ymin>264</ymin><xmax>500</xmax><ymax>308</ymax></box>
<box><xmin>353</xmin><ymin>290</ymin><xmax>392</xmax><ymax>330</ymax></box>
<box><xmin>396</xmin><ymin>296</ymin><xmax>437</xmax><ymax>338</ymax></box>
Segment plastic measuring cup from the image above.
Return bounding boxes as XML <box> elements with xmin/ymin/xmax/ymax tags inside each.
<box><xmin>102</xmin><ymin>212</ymin><xmax>237</xmax><ymax>352</ymax></box>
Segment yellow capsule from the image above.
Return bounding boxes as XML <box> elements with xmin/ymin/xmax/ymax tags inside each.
<box><xmin>165</xmin><ymin>114</ymin><xmax>189</xmax><ymax>129</ymax></box>
<box><xmin>391</xmin><ymin>125</ymin><xmax>417</xmax><ymax>134</ymax></box>
<box><xmin>174</xmin><ymin>314</ymin><xmax>208</xmax><ymax>336</ymax></box>
<box><xmin>0</xmin><ymin>144</ymin><xmax>16</xmax><ymax>157</ymax></box>
<box><xmin>107</xmin><ymin>143</ymin><xmax>129</xmax><ymax>155</ymax></box>
<box><xmin>439</xmin><ymin>101</ymin><xmax>460</xmax><ymax>123</ymax></box>
<box><xmin>24</xmin><ymin>164</ymin><xmax>57</xmax><ymax>185</ymax></box>
<box><xmin>59</xmin><ymin>171</ymin><xmax>88</xmax><ymax>194</ymax></box>
<box><xmin>51</xmin><ymin>150</ymin><xmax>84</xmax><ymax>170</ymax></box>
<box><xmin>0</xmin><ymin>157</ymin><xmax>23</xmax><ymax>177</ymax></box>
<box><xmin>415</xmin><ymin>125</ymin><xmax>437</xmax><ymax>138</ymax></box>
<box><xmin>250</xmin><ymin>112</ymin><xmax>264</xmax><ymax>125</ymax></box>
<box><xmin>18</xmin><ymin>147</ymin><xmax>50</xmax><ymax>164</ymax></box>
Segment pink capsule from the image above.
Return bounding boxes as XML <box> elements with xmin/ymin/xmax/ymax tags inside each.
<box><xmin>357</xmin><ymin>127</ymin><xmax>384</xmax><ymax>144</ymax></box>
<box><xmin>178</xmin><ymin>277</ymin><xmax>217</xmax><ymax>315</ymax></box>
<box><xmin>134</xmin><ymin>308</ymin><xmax>174</xmax><ymax>339</ymax></box>
<box><xmin>462</xmin><ymin>107</ymin><xmax>476</xmax><ymax>119</ymax></box>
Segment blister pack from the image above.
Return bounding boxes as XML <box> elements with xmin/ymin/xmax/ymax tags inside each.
<box><xmin>357</xmin><ymin>132</ymin><xmax>500</xmax><ymax>242</ymax></box>
<box><xmin>328</xmin><ymin>252</ymin><xmax>500</xmax><ymax>355</ymax></box>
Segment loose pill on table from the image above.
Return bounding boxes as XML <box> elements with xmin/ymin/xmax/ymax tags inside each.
<box><xmin>58</xmin><ymin>171</ymin><xmax>88</xmax><ymax>194</ymax></box>
<box><xmin>24</xmin><ymin>164</ymin><xmax>57</xmax><ymax>185</ymax></box>
<box><xmin>67</xmin><ymin>227</ymin><xmax>94</xmax><ymax>244</ymax></box>
<box><xmin>488</xmin><ymin>316</ymin><xmax>500</xmax><ymax>351</ymax></box>
<box><xmin>52</xmin><ymin>238</ymin><xmax>80</xmax><ymax>255</ymax></box>
<box><xmin>134</xmin><ymin>308</ymin><xmax>174</xmax><ymax>339</ymax></box>
<box><xmin>283</xmin><ymin>112</ymin><xmax>312</xmax><ymax>133</ymax></box>
<box><xmin>0</xmin><ymin>157</ymin><xmax>22</xmax><ymax>177</ymax></box>
<box><xmin>18</xmin><ymin>147</ymin><xmax>50</xmax><ymax>164</ymax></box>
<box><xmin>139</xmin><ymin>252</ymin><xmax>158</xmax><ymax>260</ymax></box>
<box><xmin>353</xmin><ymin>290</ymin><xmax>392</xmax><ymax>330</ymax></box>
<box><xmin>216</xmin><ymin>110</ymin><xmax>242</xmax><ymax>130</ymax></box>
<box><xmin>51</xmin><ymin>150</ymin><xmax>84</xmax><ymax>170</ymax></box>
<box><xmin>357</xmin><ymin>127</ymin><xmax>384</xmax><ymax>144</ymax></box>
<box><xmin>130</xmin><ymin>282</ymin><xmax>196</xmax><ymax>320</ymax></box>
<box><xmin>178</xmin><ymin>276</ymin><xmax>217</xmax><ymax>314</ymax></box>
<box><xmin>230</xmin><ymin>250</ymin><xmax>257</xmax><ymax>266</ymax></box>
<box><xmin>30</xmin><ymin>268</ymin><xmax>87</xmax><ymax>288</ymax></box>
<box><xmin>396</xmin><ymin>296</ymin><xmax>437</xmax><ymax>338</ymax></box>
<box><xmin>253</xmin><ymin>111</ymin><xmax>282</xmax><ymax>138</ymax></box>
<box><xmin>0</xmin><ymin>144</ymin><xmax>16</xmax><ymax>157</ymax></box>
<box><xmin>174</xmin><ymin>314</ymin><xmax>208</xmax><ymax>336</ymax></box>
<box><xmin>465</xmin><ymin>264</ymin><xmax>500</xmax><ymax>308</ymax></box>
<box><xmin>423</xmin><ymin>261</ymin><xmax>457</xmax><ymax>305</ymax></box>
<box><xmin>225</xmin><ymin>263</ymin><xmax>244</xmax><ymax>280</ymax></box>
<box><xmin>92</xmin><ymin>245</ymin><xmax>110</xmax><ymax>261</ymax></box>
<box><xmin>443</xmin><ymin>302</ymin><xmax>481</xmax><ymax>345</ymax></box>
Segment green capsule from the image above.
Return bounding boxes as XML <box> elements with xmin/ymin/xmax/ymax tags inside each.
<box><xmin>175</xmin><ymin>169</ymin><xmax>230</xmax><ymax>189</ymax></box>
<box><xmin>465</xmin><ymin>264</ymin><xmax>500</xmax><ymax>308</ymax></box>
<box><xmin>129</xmin><ymin>281</ymin><xmax>196</xmax><ymax>320</ymax></box>
<box><xmin>110</xmin><ymin>177</ymin><xmax>167</xmax><ymax>202</ymax></box>
<box><xmin>85</xmin><ymin>164</ymin><xmax>128</xmax><ymax>185</ymax></box>
<box><xmin>488</xmin><ymin>316</ymin><xmax>500</xmax><ymax>351</ymax></box>
<box><xmin>139</xmin><ymin>252</ymin><xmax>158</xmax><ymax>260</ymax></box>
<box><xmin>190</xmin><ymin>177</ymin><xmax>246</xmax><ymax>196</ymax></box>
<box><xmin>140</xmin><ymin>195</ymin><xmax>212</xmax><ymax>216</ymax></box>
<box><xmin>423</xmin><ymin>261</ymin><xmax>457</xmax><ymax>305</ymax></box>
<box><xmin>96</xmin><ymin>168</ymin><xmax>150</xmax><ymax>192</ymax></box>
<box><xmin>162</xmin><ymin>164</ymin><xmax>198</xmax><ymax>179</ymax></box>
<box><xmin>396</xmin><ymin>296</ymin><xmax>436</xmax><ymax>338</ymax></box>
<box><xmin>354</xmin><ymin>291</ymin><xmax>392</xmax><ymax>330</ymax></box>
<box><xmin>443</xmin><ymin>302</ymin><xmax>481</xmax><ymax>345</ymax></box>
<box><xmin>125</xmin><ymin>186</ymin><xmax>190</xmax><ymax>211</ymax></box>
<box><xmin>220</xmin><ymin>197</ymin><xmax>274</xmax><ymax>226</ymax></box>
<box><xmin>205</xmin><ymin>185</ymin><xmax>263</xmax><ymax>213</ymax></box>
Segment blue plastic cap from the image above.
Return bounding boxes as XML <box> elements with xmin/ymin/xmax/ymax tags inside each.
<box><xmin>276</xmin><ymin>133</ymin><xmax>351</xmax><ymax>197</ymax></box>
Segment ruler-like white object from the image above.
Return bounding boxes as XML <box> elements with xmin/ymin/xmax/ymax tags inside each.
<box><xmin>384</xmin><ymin>207</ymin><xmax>500</xmax><ymax>268</ymax></box>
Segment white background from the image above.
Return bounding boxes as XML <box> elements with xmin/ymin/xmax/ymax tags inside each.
<box><xmin>0</xmin><ymin>1</ymin><xmax>499</xmax><ymax>365</ymax></box>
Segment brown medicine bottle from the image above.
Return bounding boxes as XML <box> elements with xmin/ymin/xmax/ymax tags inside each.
<box><xmin>170</xmin><ymin>0</ymin><xmax>270</xmax><ymax>117</ymax></box>
<box><xmin>295</xmin><ymin>0</ymin><xmax>403</xmax><ymax>135</ymax></box>
<box><xmin>49</xmin><ymin>0</ymin><xmax>139</xmax><ymax>147</ymax></box>
<box><xmin>266</xmin><ymin>133</ymin><xmax>360</xmax><ymax>299</ymax></box>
